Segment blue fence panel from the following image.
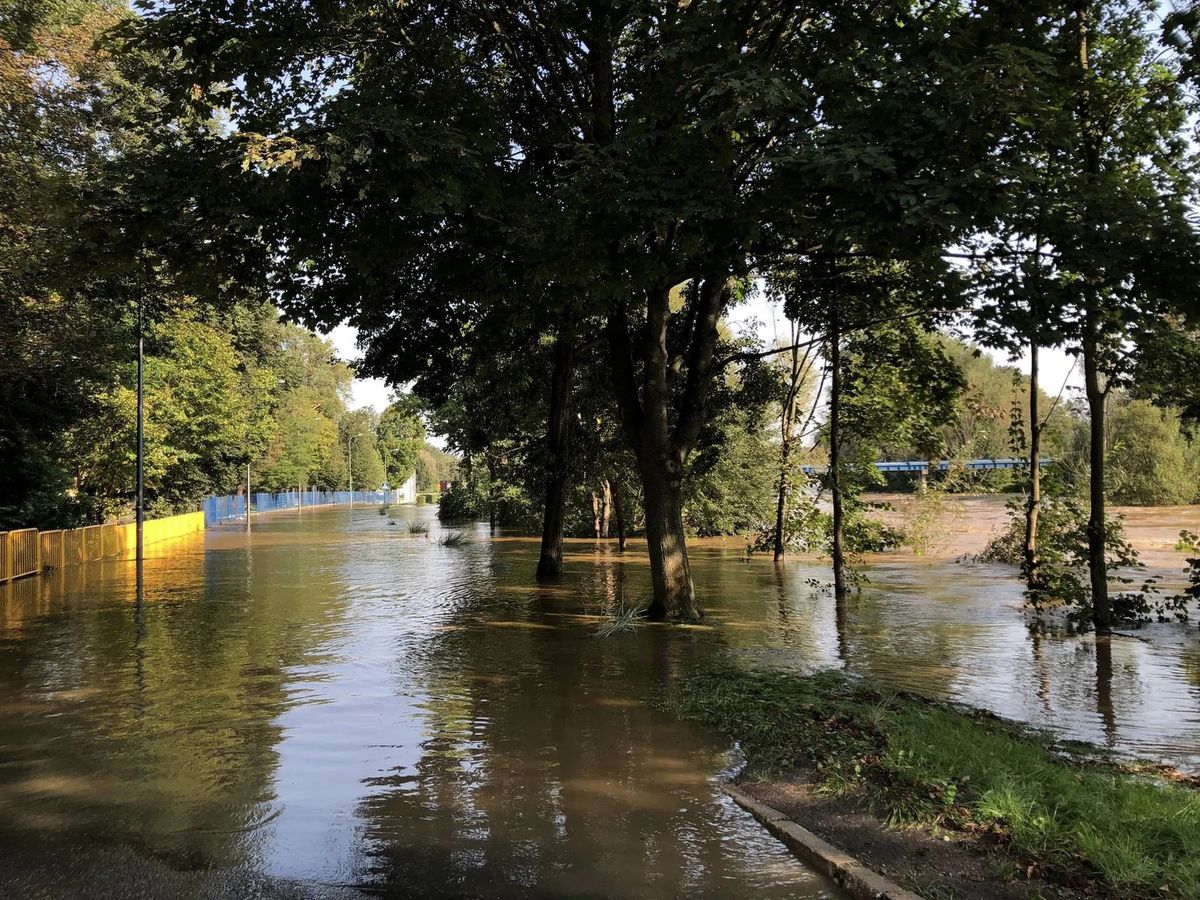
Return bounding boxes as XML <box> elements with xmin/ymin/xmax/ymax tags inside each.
<box><xmin>800</xmin><ymin>458</ymin><xmax>1056</xmax><ymax>476</ymax></box>
<box><xmin>203</xmin><ymin>494</ymin><xmax>248</xmax><ymax>526</ymax></box>
<box><xmin>203</xmin><ymin>489</ymin><xmax>394</xmax><ymax>527</ymax></box>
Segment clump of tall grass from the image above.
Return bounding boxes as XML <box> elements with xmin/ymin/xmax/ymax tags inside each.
<box><xmin>407</xmin><ymin>520</ymin><xmax>429</xmax><ymax>535</ymax></box>
<box><xmin>594</xmin><ymin>596</ymin><xmax>647</xmax><ymax>638</ymax></box>
<box><xmin>378</xmin><ymin>504</ymin><xmax>389</xmax><ymax>516</ymax></box>
<box><xmin>437</xmin><ymin>530</ymin><xmax>470</xmax><ymax>547</ymax></box>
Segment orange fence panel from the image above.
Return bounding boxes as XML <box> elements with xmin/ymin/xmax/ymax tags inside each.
<box><xmin>62</xmin><ymin>529</ymin><xmax>84</xmax><ymax>566</ymax></box>
<box><xmin>1</xmin><ymin>511</ymin><xmax>205</xmax><ymax>587</ymax></box>
<box><xmin>1</xmin><ymin>529</ymin><xmax>40</xmax><ymax>582</ymax></box>
<box><xmin>82</xmin><ymin>525</ymin><xmax>102</xmax><ymax>562</ymax></box>
<box><xmin>39</xmin><ymin>531</ymin><xmax>65</xmax><ymax>570</ymax></box>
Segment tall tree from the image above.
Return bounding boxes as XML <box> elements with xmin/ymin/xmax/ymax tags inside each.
<box><xmin>130</xmin><ymin>0</ymin><xmax>1043</xmax><ymax>619</ymax></box>
<box><xmin>378</xmin><ymin>397</ymin><xmax>426</xmax><ymax>488</ymax></box>
<box><xmin>978</xmin><ymin>0</ymin><xmax>1200</xmax><ymax>630</ymax></box>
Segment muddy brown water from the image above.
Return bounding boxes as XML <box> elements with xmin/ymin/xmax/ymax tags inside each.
<box><xmin>0</xmin><ymin>505</ymin><xmax>842</xmax><ymax>898</ymax></box>
<box><xmin>1</xmin><ymin>497</ymin><xmax>1198</xmax><ymax>895</ymax></box>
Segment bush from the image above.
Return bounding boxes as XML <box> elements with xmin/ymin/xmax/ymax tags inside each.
<box><xmin>1107</xmin><ymin>399</ymin><xmax>1200</xmax><ymax>506</ymax></box>
<box><xmin>981</xmin><ymin>476</ymin><xmax>1191</xmax><ymax>625</ymax></box>
<box><xmin>436</xmin><ymin>480</ymin><xmax>488</xmax><ymax>522</ymax></box>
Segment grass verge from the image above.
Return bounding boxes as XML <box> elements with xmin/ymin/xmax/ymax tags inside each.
<box><xmin>662</xmin><ymin>668</ymin><xmax>1200</xmax><ymax>898</ymax></box>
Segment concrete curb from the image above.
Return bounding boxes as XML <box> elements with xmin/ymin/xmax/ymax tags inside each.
<box><xmin>723</xmin><ymin>784</ymin><xmax>924</xmax><ymax>900</ymax></box>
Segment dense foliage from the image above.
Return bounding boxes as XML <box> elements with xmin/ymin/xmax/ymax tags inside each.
<box><xmin>4</xmin><ymin>0</ymin><xmax>1199</xmax><ymax>627</ymax></box>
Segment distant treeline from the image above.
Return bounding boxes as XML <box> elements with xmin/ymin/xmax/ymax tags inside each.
<box><xmin>1</xmin><ymin>294</ymin><xmax>430</xmax><ymax>529</ymax></box>
<box><xmin>437</xmin><ymin>333</ymin><xmax>1200</xmax><ymax>542</ymax></box>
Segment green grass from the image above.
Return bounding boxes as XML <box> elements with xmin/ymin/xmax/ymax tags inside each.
<box><xmin>437</xmin><ymin>530</ymin><xmax>470</xmax><ymax>547</ymax></box>
<box><xmin>407</xmin><ymin>520</ymin><xmax>429</xmax><ymax>535</ymax></box>
<box><xmin>594</xmin><ymin>595</ymin><xmax>647</xmax><ymax>638</ymax></box>
<box><xmin>663</xmin><ymin>669</ymin><xmax>1200</xmax><ymax>898</ymax></box>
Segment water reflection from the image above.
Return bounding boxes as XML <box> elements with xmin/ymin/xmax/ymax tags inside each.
<box><xmin>0</xmin><ymin>511</ymin><xmax>836</xmax><ymax>896</ymax></box>
<box><xmin>689</xmin><ymin>545</ymin><xmax>1200</xmax><ymax>768</ymax></box>
<box><xmin>1</xmin><ymin>503</ymin><xmax>1199</xmax><ymax>896</ymax></box>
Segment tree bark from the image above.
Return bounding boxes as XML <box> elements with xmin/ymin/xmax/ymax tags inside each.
<box><xmin>773</xmin><ymin>444</ymin><xmax>790</xmax><ymax>562</ymax></box>
<box><xmin>1083</xmin><ymin>302</ymin><xmax>1111</xmax><ymax>632</ymax></box>
<box><xmin>1024</xmin><ymin>339</ymin><xmax>1041</xmax><ymax>590</ymax></box>
<box><xmin>605</xmin><ymin>283</ymin><xmax>715</xmax><ymax>621</ymax></box>
<box><xmin>774</xmin><ymin>322</ymin><xmax>806</xmax><ymax>563</ymax></box>
<box><xmin>590</xmin><ymin>491</ymin><xmax>601</xmax><ymax>539</ymax></box>
<box><xmin>612</xmin><ymin>478</ymin><xmax>627</xmax><ymax>551</ymax></box>
<box><xmin>640</xmin><ymin>448</ymin><xmax>695</xmax><ymax>620</ymax></box>
<box><xmin>829</xmin><ymin>308</ymin><xmax>848</xmax><ymax>601</ymax></box>
<box><xmin>600</xmin><ymin>478</ymin><xmax>612</xmax><ymax>539</ymax></box>
<box><xmin>537</xmin><ymin>328</ymin><xmax>576</xmax><ymax>578</ymax></box>
<box><xmin>1076</xmin><ymin>0</ymin><xmax>1111</xmax><ymax>633</ymax></box>
<box><xmin>639</xmin><ymin>281</ymin><xmax>699</xmax><ymax>621</ymax></box>
<box><xmin>485</xmin><ymin>454</ymin><xmax>499</xmax><ymax>535</ymax></box>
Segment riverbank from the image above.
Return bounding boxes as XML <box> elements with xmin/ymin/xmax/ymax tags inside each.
<box><xmin>663</xmin><ymin>668</ymin><xmax>1200</xmax><ymax>899</ymax></box>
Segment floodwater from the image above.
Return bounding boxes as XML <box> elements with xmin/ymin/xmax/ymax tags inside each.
<box><xmin>0</xmin><ymin>506</ymin><xmax>841</xmax><ymax>898</ymax></box>
<box><xmin>1</xmin><ymin>499</ymin><xmax>1199</xmax><ymax>895</ymax></box>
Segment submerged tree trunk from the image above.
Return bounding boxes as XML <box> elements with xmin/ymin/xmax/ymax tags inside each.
<box><xmin>829</xmin><ymin>309</ymin><xmax>848</xmax><ymax>600</ymax></box>
<box><xmin>485</xmin><ymin>454</ymin><xmax>499</xmax><ymax>535</ymax></box>
<box><xmin>1076</xmin><ymin>0</ymin><xmax>1111</xmax><ymax>633</ymax></box>
<box><xmin>773</xmin><ymin>449</ymin><xmax>790</xmax><ymax>562</ymax></box>
<box><xmin>639</xmin><ymin>450</ymin><xmax>694</xmax><ymax>620</ymax></box>
<box><xmin>600</xmin><ymin>478</ymin><xmax>612</xmax><ymax>539</ymax></box>
<box><xmin>537</xmin><ymin>328</ymin><xmax>576</xmax><ymax>578</ymax></box>
<box><xmin>612</xmin><ymin>479</ymin><xmax>627</xmax><ymax>551</ymax></box>
<box><xmin>1024</xmin><ymin>339</ymin><xmax>1041</xmax><ymax>590</ymax></box>
<box><xmin>1083</xmin><ymin>303</ymin><xmax>1111</xmax><ymax>632</ymax></box>
<box><xmin>774</xmin><ymin>322</ymin><xmax>808</xmax><ymax>563</ymax></box>
<box><xmin>605</xmin><ymin>277</ymin><xmax>729</xmax><ymax>621</ymax></box>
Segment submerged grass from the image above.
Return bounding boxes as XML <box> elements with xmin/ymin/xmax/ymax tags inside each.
<box><xmin>437</xmin><ymin>530</ymin><xmax>470</xmax><ymax>547</ymax></box>
<box><xmin>594</xmin><ymin>596</ymin><xmax>647</xmax><ymax>638</ymax></box>
<box><xmin>663</xmin><ymin>668</ymin><xmax>1200</xmax><ymax>898</ymax></box>
<box><xmin>407</xmin><ymin>520</ymin><xmax>429</xmax><ymax>535</ymax></box>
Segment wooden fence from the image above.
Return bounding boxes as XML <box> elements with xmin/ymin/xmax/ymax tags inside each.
<box><xmin>0</xmin><ymin>511</ymin><xmax>205</xmax><ymax>583</ymax></box>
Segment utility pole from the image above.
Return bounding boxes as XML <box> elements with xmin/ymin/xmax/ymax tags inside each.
<box><xmin>348</xmin><ymin>432</ymin><xmax>365</xmax><ymax>509</ymax></box>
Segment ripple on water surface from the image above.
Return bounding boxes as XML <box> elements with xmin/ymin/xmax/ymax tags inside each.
<box><xmin>0</xmin><ymin>507</ymin><xmax>840</xmax><ymax>897</ymax></box>
<box><xmin>1</xmin><ymin>501</ymin><xmax>1199</xmax><ymax>895</ymax></box>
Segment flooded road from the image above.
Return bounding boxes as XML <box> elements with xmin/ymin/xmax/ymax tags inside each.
<box><xmin>1</xmin><ymin>499</ymin><xmax>1198</xmax><ymax>895</ymax></box>
<box><xmin>0</xmin><ymin>506</ymin><xmax>840</xmax><ymax>898</ymax></box>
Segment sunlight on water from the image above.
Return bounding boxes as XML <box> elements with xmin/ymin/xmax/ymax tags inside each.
<box><xmin>1</xmin><ymin>501</ymin><xmax>1198</xmax><ymax>894</ymax></box>
<box><xmin>0</xmin><ymin>507</ymin><xmax>839</xmax><ymax>896</ymax></box>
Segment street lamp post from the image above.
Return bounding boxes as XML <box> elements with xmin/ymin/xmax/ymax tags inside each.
<box><xmin>348</xmin><ymin>432</ymin><xmax>365</xmax><ymax>508</ymax></box>
<box><xmin>135</xmin><ymin>297</ymin><xmax>145</xmax><ymax>594</ymax></box>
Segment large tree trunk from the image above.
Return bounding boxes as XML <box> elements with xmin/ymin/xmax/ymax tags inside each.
<box><xmin>536</xmin><ymin>329</ymin><xmax>576</xmax><ymax>578</ymax></box>
<box><xmin>640</xmin><ymin>450</ymin><xmax>696</xmax><ymax>621</ymax></box>
<box><xmin>1083</xmin><ymin>305</ymin><xmax>1111</xmax><ymax>632</ymax></box>
<box><xmin>829</xmin><ymin>309</ymin><xmax>848</xmax><ymax>600</ymax></box>
<box><xmin>1024</xmin><ymin>338</ymin><xmax>1041</xmax><ymax>590</ymax></box>
<box><xmin>605</xmin><ymin>276</ymin><xmax>728</xmax><ymax>621</ymax></box>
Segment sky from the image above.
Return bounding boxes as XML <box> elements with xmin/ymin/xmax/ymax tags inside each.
<box><xmin>326</xmin><ymin>323</ymin><xmax>393</xmax><ymax>412</ymax></box>
<box><xmin>725</xmin><ymin>291</ymin><xmax>1084</xmax><ymax>397</ymax></box>
<box><xmin>329</xmin><ymin>294</ymin><xmax>1086</xmax><ymax>421</ymax></box>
